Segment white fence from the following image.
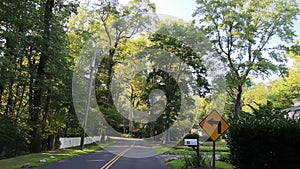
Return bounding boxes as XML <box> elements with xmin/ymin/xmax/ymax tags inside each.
<box><xmin>59</xmin><ymin>136</ymin><xmax>102</xmax><ymax>149</ymax></box>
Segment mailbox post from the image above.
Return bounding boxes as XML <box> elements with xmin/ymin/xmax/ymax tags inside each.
<box><xmin>184</xmin><ymin>134</ymin><xmax>200</xmax><ymax>168</ymax></box>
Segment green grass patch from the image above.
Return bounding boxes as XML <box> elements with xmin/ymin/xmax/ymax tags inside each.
<box><xmin>166</xmin><ymin>158</ymin><xmax>186</xmax><ymax>169</ymax></box>
<box><xmin>201</xmin><ymin>140</ymin><xmax>227</xmax><ymax>147</ymax></box>
<box><xmin>200</xmin><ymin>145</ymin><xmax>229</xmax><ymax>152</ymax></box>
<box><xmin>151</xmin><ymin>144</ymin><xmax>173</xmax><ymax>154</ymax></box>
<box><xmin>0</xmin><ymin>142</ymin><xmax>114</xmax><ymax>169</ymax></box>
<box><xmin>162</xmin><ymin>146</ymin><xmax>192</xmax><ymax>155</ymax></box>
<box><xmin>167</xmin><ymin>159</ymin><xmax>234</xmax><ymax>169</ymax></box>
<box><xmin>165</xmin><ymin>141</ymin><xmax>233</xmax><ymax>169</ymax></box>
<box><xmin>161</xmin><ymin>141</ymin><xmax>229</xmax><ymax>155</ymax></box>
<box><xmin>204</xmin><ymin>159</ymin><xmax>234</xmax><ymax>169</ymax></box>
<box><xmin>215</xmin><ymin>161</ymin><xmax>234</xmax><ymax>169</ymax></box>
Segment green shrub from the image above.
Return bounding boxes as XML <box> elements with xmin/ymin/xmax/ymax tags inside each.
<box><xmin>182</xmin><ymin>153</ymin><xmax>207</xmax><ymax>169</ymax></box>
<box><xmin>227</xmin><ymin>115</ymin><xmax>300</xmax><ymax>169</ymax></box>
<box><xmin>183</xmin><ymin>133</ymin><xmax>199</xmax><ymax>140</ymax></box>
<box><xmin>0</xmin><ymin>115</ymin><xmax>20</xmax><ymax>159</ymax></box>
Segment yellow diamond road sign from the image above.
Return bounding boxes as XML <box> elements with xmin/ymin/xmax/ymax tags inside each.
<box><xmin>199</xmin><ymin>110</ymin><xmax>229</xmax><ymax>142</ymax></box>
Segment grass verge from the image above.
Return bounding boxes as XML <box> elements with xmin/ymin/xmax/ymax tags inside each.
<box><xmin>164</xmin><ymin>141</ymin><xmax>233</xmax><ymax>169</ymax></box>
<box><xmin>0</xmin><ymin>141</ymin><xmax>114</xmax><ymax>169</ymax></box>
<box><xmin>167</xmin><ymin>159</ymin><xmax>233</xmax><ymax>169</ymax></box>
<box><xmin>167</xmin><ymin>158</ymin><xmax>186</xmax><ymax>169</ymax></box>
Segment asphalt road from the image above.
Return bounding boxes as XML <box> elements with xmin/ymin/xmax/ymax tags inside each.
<box><xmin>38</xmin><ymin>137</ymin><xmax>171</xmax><ymax>169</ymax></box>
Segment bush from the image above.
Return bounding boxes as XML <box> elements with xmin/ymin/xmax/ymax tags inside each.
<box><xmin>182</xmin><ymin>153</ymin><xmax>207</xmax><ymax>169</ymax></box>
<box><xmin>227</xmin><ymin>115</ymin><xmax>300</xmax><ymax>169</ymax></box>
<box><xmin>0</xmin><ymin>116</ymin><xmax>20</xmax><ymax>159</ymax></box>
<box><xmin>183</xmin><ymin>133</ymin><xmax>199</xmax><ymax>140</ymax></box>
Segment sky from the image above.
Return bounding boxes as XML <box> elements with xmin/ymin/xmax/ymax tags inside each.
<box><xmin>119</xmin><ymin>0</ymin><xmax>299</xmax><ymax>40</ymax></box>
<box><xmin>148</xmin><ymin>0</ymin><xmax>197</xmax><ymax>21</ymax></box>
<box><xmin>119</xmin><ymin>0</ymin><xmax>300</xmax><ymax>41</ymax></box>
<box><xmin>151</xmin><ymin>0</ymin><xmax>299</xmax><ymax>36</ymax></box>
<box><xmin>118</xmin><ymin>0</ymin><xmax>196</xmax><ymax>21</ymax></box>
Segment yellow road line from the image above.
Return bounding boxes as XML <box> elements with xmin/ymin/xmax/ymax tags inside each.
<box><xmin>100</xmin><ymin>141</ymin><xmax>135</xmax><ymax>169</ymax></box>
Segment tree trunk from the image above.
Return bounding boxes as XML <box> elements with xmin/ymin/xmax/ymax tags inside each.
<box><xmin>14</xmin><ymin>141</ymin><xmax>18</xmax><ymax>157</ymax></box>
<box><xmin>99</xmin><ymin>120</ymin><xmax>106</xmax><ymax>143</ymax></box>
<box><xmin>29</xmin><ymin>0</ymin><xmax>54</xmax><ymax>153</ymax></box>
<box><xmin>106</xmin><ymin>48</ymin><xmax>115</xmax><ymax>103</ymax></box>
<box><xmin>129</xmin><ymin>86</ymin><xmax>135</xmax><ymax>133</ymax></box>
<box><xmin>47</xmin><ymin>135</ymin><xmax>55</xmax><ymax>151</ymax></box>
<box><xmin>15</xmin><ymin>84</ymin><xmax>26</xmax><ymax>122</ymax></box>
<box><xmin>163</xmin><ymin>128</ymin><xmax>170</xmax><ymax>144</ymax></box>
<box><xmin>0</xmin><ymin>84</ymin><xmax>3</xmax><ymax>109</ymax></box>
<box><xmin>149</xmin><ymin>118</ymin><xmax>154</xmax><ymax>140</ymax></box>
<box><xmin>5</xmin><ymin>80</ymin><xmax>13</xmax><ymax>116</ymax></box>
<box><xmin>0</xmin><ymin>144</ymin><xmax>4</xmax><ymax>157</ymax></box>
<box><xmin>64</xmin><ymin>122</ymin><xmax>69</xmax><ymax>137</ymax></box>
<box><xmin>234</xmin><ymin>85</ymin><xmax>243</xmax><ymax>119</ymax></box>
<box><xmin>129</xmin><ymin>103</ymin><xmax>134</xmax><ymax>133</ymax></box>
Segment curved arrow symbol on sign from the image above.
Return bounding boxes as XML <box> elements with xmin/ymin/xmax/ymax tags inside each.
<box><xmin>207</xmin><ymin>118</ymin><xmax>222</xmax><ymax>134</ymax></box>
<box><xmin>207</xmin><ymin>118</ymin><xmax>219</xmax><ymax>126</ymax></box>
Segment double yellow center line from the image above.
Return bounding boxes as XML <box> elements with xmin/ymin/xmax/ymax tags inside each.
<box><xmin>100</xmin><ymin>141</ymin><xmax>135</xmax><ymax>169</ymax></box>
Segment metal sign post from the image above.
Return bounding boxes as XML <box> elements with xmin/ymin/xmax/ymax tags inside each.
<box><xmin>212</xmin><ymin>141</ymin><xmax>216</xmax><ymax>169</ymax></box>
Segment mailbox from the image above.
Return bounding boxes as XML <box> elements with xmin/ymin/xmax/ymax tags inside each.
<box><xmin>184</xmin><ymin>138</ymin><xmax>198</xmax><ymax>146</ymax></box>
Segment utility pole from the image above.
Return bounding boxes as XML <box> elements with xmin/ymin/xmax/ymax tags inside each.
<box><xmin>80</xmin><ymin>48</ymin><xmax>96</xmax><ymax>150</ymax></box>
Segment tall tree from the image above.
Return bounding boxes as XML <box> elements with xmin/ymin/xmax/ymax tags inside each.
<box><xmin>142</xmin><ymin>21</ymin><xmax>210</xmax><ymax>142</ymax></box>
<box><xmin>242</xmin><ymin>40</ymin><xmax>300</xmax><ymax>114</ymax></box>
<box><xmin>0</xmin><ymin>0</ymin><xmax>78</xmax><ymax>155</ymax></box>
<box><xmin>268</xmin><ymin>40</ymin><xmax>300</xmax><ymax>109</ymax></box>
<box><xmin>194</xmin><ymin>0</ymin><xmax>300</xmax><ymax>118</ymax></box>
<box><xmin>69</xmin><ymin>0</ymin><xmax>155</xmax><ymax>135</ymax></box>
<box><xmin>28</xmin><ymin>0</ymin><xmax>55</xmax><ymax>153</ymax></box>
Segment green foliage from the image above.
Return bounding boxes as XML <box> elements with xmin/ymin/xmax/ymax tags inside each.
<box><xmin>242</xmin><ymin>59</ymin><xmax>300</xmax><ymax>114</ymax></box>
<box><xmin>0</xmin><ymin>0</ymin><xmax>81</xmax><ymax>156</ymax></box>
<box><xmin>268</xmin><ymin>77</ymin><xmax>300</xmax><ymax>109</ymax></box>
<box><xmin>194</xmin><ymin>0</ymin><xmax>300</xmax><ymax>117</ymax></box>
<box><xmin>68</xmin><ymin>0</ymin><xmax>157</xmax><ymax>138</ymax></box>
<box><xmin>148</xmin><ymin>22</ymin><xmax>210</xmax><ymax>96</ymax></box>
<box><xmin>245</xmin><ymin>101</ymin><xmax>285</xmax><ymax>119</ymax></box>
<box><xmin>0</xmin><ymin>116</ymin><xmax>19</xmax><ymax>159</ymax></box>
<box><xmin>165</xmin><ymin>142</ymin><xmax>232</xmax><ymax>169</ymax></box>
<box><xmin>227</xmin><ymin>115</ymin><xmax>300</xmax><ymax>169</ymax></box>
<box><xmin>92</xmin><ymin>20</ymin><xmax>211</xmax><ymax>141</ymax></box>
<box><xmin>182</xmin><ymin>153</ymin><xmax>206</xmax><ymax>169</ymax></box>
<box><xmin>183</xmin><ymin>133</ymin><xmax>199</xmax><ymax>140</ymax></box>
<box><xmin>166</xmin><ymin>158</ymin><xmax>186</xmax><ymax>169</ymax></box>
<box><xmin>242</xmin><ymin>83</ymin><xmax>268</xmax><ymax>113</ymax></box>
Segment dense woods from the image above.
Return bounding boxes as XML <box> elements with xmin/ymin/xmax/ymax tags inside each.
<box><xmin>0</xmin><ymin>0</ymin><xmax>299</xmax><ymax>160</ymax></box>
<box><xmin>0</xmin><ymin>0</ymin><xmax>80</xmax><ymax>157</ymax></box>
